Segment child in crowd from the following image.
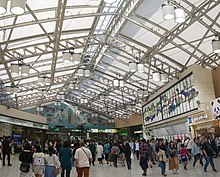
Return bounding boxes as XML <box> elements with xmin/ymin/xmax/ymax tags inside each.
<box><xmin>180</xmin><ymin>144</ymin><xmax>191</xmax><ymax>170</ymax></box>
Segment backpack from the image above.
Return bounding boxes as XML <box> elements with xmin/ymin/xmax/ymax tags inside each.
<box><xmin>33</xmin><ymin>157</ymin><xmax>45</xmax><ymax>166</ymax></box>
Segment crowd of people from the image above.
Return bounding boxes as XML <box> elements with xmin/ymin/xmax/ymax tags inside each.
<box><xmin>0</xmin><ymin>134</ymin><xmax>220</xmax><ymax>177</ymax></box>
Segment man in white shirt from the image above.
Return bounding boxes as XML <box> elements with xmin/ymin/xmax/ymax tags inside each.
<box><xmin>75</xmin><ymin>140</ymin><xmax>92</xmax><ymax>177</ymax></box>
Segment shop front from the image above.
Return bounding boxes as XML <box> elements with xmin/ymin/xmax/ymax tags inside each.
<box><xmin>189</xmin><ymin>97</ymin><xmax>220</xmax><ymax>137</ymax></box>
<box><xmin>0</xmin><ymin>114</ymin><xmax>48</xmax><ymax>151</ymax></box>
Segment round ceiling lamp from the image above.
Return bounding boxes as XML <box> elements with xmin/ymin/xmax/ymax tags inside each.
<box><xmin>152</xmin><ymin>72</ymin><xmax>161</xmax><ymax>82</ymax></box>
<box><xmin>174</xmin><ymin>8</ymin><xmax>185</xmax><ymax>23</ymax></box>
<box><xmin>77</xmin><ymin>68</ymin><xmax>84</xmax><ymax>77</ymax></box>
<box><xmin>212</xmin><ymin>39</ymin><xmax>220</xmax><ymax>53</ymax></box>
<box><xmin>119</xmin><ymin>80</ymin><xmax>125</xmax><ymax>87</ymax></box>
<box><xmin>73</xmin><ymin>53</ymin><xmax>81</xmax><ymax>65</ymax></box>
<box><xmin>0</xmin><ymin>0</ymin><xmax>7</xmax><ymax>15</ymax></box>
<box><xmin>143</xmin><ymin>90</ymin><xmax>149</xmax><ymax>97</ymax></box>
<box><xmin>162</xmin><ymin>4</ymin><xmax>175</xmax><ymax>20</ymax></box>
<box><xmin>84</xmin><ymin>69</ymin><xmax>91</xmax><ymax>77</ymax></box>
<box><xmin>69</xmin><ymin>83</ymin><xmax>74</xmax><ymax>89</ymax></box>
<box><xmin>137</xmin><ymin>63</ymin><xmax>144</xmax><ymax>73</ymax></box>
<box><xmin>113</xmin><ymin>79</ymin><xmax>119</xmax><ymax>87</ymax></box>
<box><xmin>21</xmin><ymin>65</ymin><xmax>30</xmax><ymax>76</ymax></box>
<box><xmin>62</xmin><ymin>52</ymin><xmax>72</xmax><ymax>64</ymax></box>
<box><xmin>10</xmin><ymin>0</ymin><xmax>27</xmax><ymax>15</ymax></box>
<box><xmin>104</xmin><ymin>0</ymin><xmax>117</xmax><ymax>4</ymax></box>
<box><xmin>11</xmin><ymin>64</ymin><xmax>19</xmax><ymax>76</ymax></box>
<box><xmin>129</xmin><ymin>62</ymin><xmax>137</xmax><ymax>72</ymax></box>
<box><xmin>161</xmin><ymin>73</ymin><xmax>168</xmax><ymax>83</ymax></box>
<box><xmin>138</xmin><ymin>89</ymin><xmax>144</xmax><ymax>97</ymax></box>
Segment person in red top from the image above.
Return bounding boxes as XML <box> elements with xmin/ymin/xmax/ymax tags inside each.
<box><xmin>180</xmin><ymin>144</ymin><xmax>191</xmax><ymax>170</ymax></box>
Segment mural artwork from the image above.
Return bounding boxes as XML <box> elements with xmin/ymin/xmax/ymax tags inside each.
<box><xmin>143</xmin><ymin>74</ymin><xmax>198</xmax><ymax>125</ymax></box>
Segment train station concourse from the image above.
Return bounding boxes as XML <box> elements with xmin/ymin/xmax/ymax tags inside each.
<box><xmin>0</xmin><ymin>0</ymin><xmax>220</xmax><ymax>177</ymax></box>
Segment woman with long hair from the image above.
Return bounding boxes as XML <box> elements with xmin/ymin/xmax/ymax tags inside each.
<box><xmin>168</xmin><ymin>141</ymin><xmax>179</xmax><ymax>174</ymax></box>
<box><xmin>156</xmin><ymin>139</ymin><xmax>167</xmax><ymax>177</ymax></box>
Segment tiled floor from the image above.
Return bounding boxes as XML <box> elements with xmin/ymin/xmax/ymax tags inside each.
<box><xmin>0</xmin><ymin>155</ymin><xmax>220</xmax><ymax>177</ymax></box>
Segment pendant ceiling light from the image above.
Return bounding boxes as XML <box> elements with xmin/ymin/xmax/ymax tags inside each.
<box><xmin>77</xmin><ymin>68</ymin><xmax>84</xmax><ymax>77</ymax></box>
<box><xmin>212</xmin><ymin>38</ymin><xmax>220</xmax><ymax>53</ymax></box>
<box><xmin>74</xmin><ymin>83</ymin><xmax>79</xmax><ymax>90</ymax></box>
<box><xmin>11</xmin><ymin>63</ymin><xmax>30</xmax><ymax>77</ymax></box>
<box><xmin>38</xmin><ymin>76</ymin><xmax>51</xmax><ymax>86</ymax></box>
<box><xmin>100</xmin><ymin>94</ymin><xmax>105</xmax><ymax>100</ymax></box>
<box><xmin>62</xmin><ymin>52</ymin><xmax>72</xmax><ymax>64</ymax></box>
<box><xmin>21</xmin><ymin>65</ymin><xmax>30</xmax><ymax>76</ymax></box>
<box><xmin>104</xmin><ymin>0</ymin><xmax>117</xmax><ymax>4</ymax></box>
<box><xmin>5</xmin><ymin>85</ymin><xmax>19</xmax><ymax>94</ymax></box>
<box><xmin>161</xmin><ymin>73</ymin><xmax>168</xmax><ymax>83</ymax></box>
<box><xmin>162</xmin><ymin>4</ymin><xmax>175</xmax><ymax>20</ymax></box>
<box><xmin>129</xmin><ymin>62</ymin><xmax>137</xmax><ymax>72</ymax></box>
<box><xmin>138</xmin><ymin>89</ymin><xmax>144</xmax><ymax>97</ymax></box>
<box><xmin>174</xmin><ymin>8</ymin><xmax>185</xmax><ymax>23</ymax></box>
<box><xmin>0</xmin><ymin>0</ymin><xmax>7</xmax><ymax>15</ymax></box>
<box><xmin>11</xmin><ymin>64</ymin><xmax>19</xmax><ymax>76</ymax></box>
<box><xmin>137</xmin><ymin>63</ymin><xmax>144</xmax><ymax>73</ymax></box>
<box><xmin>73</xmin><ymin>54</ymin><xmax>81</xmax><ymax>64</ymax></box>
<box><xmin>11</xmin><ymin>0</ymin><xmax>27</xmax><ymax>15</ymax></box>
<box><xmin>152</xmin><ymin>72</ymin><xmax>161</xmax><ymax>82</ymax></box>
<box><xmin>113</xmin><ymin>79</ymin><xmax>119</xmax><ymax>87</ymax></box>
<box><xmin>143</xmin><ymin>90</ymin><xmax>149</xmax><ymax>97</ymax></box>
<box><xmin>119</xmin><ymin>80</ymin><xmax>125</xmax><ymax>87</ymax></box>
<box><xmin>69</xmin><ymin>83</ymin><xmax>74</xmax><ymax>89</ymax></box>
<box><xmin>84</xmin><ymin>69</ymin><xmax>91</xmax><ymax>77</ymax></box>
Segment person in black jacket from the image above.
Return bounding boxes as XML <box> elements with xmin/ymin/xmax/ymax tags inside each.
<box><xmin>19</xmin><ymin>142</ymin><xmax>34</xmax><ymax>177</ymax></box>
<box><xmin>124</xmin><ymin>143</ymin><xmax>132</xmax><ymax>170</ymax></box>
<box><xmin>2</xmin><ymin>136</ymin><xmax>12</xmax><ymax>166</ymax></box>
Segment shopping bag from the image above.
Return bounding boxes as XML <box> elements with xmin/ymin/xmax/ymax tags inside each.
<box><xmin>130</xmin><ymin>153</ymin><xmax>134</xmax><ymax>160</ymax></box>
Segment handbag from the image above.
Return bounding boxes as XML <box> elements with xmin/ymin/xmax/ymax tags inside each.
<box><xmin>54</xmin><ymin>167</ymin><xmax>61</xmax><ymax>176</ymax></box>
<box><xmin>20</xmin><ymin>152</ymin><xmax>32</xmax><ymax>172</ymax></box>
<box><xmin>52</xmin><ymin>155</ymin><xmax>61</xmax><ymax>176</ymax></box>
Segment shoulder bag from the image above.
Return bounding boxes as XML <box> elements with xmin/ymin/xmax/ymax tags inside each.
<box><xmin>20</xmin><ymin>152</ymin><xmax>32</xmax><ymax>172</ymax></box>
<box><xmin>81</xmin><ymin>147</ymin><xmax>91</xmax><ymax>166</ymax></box>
